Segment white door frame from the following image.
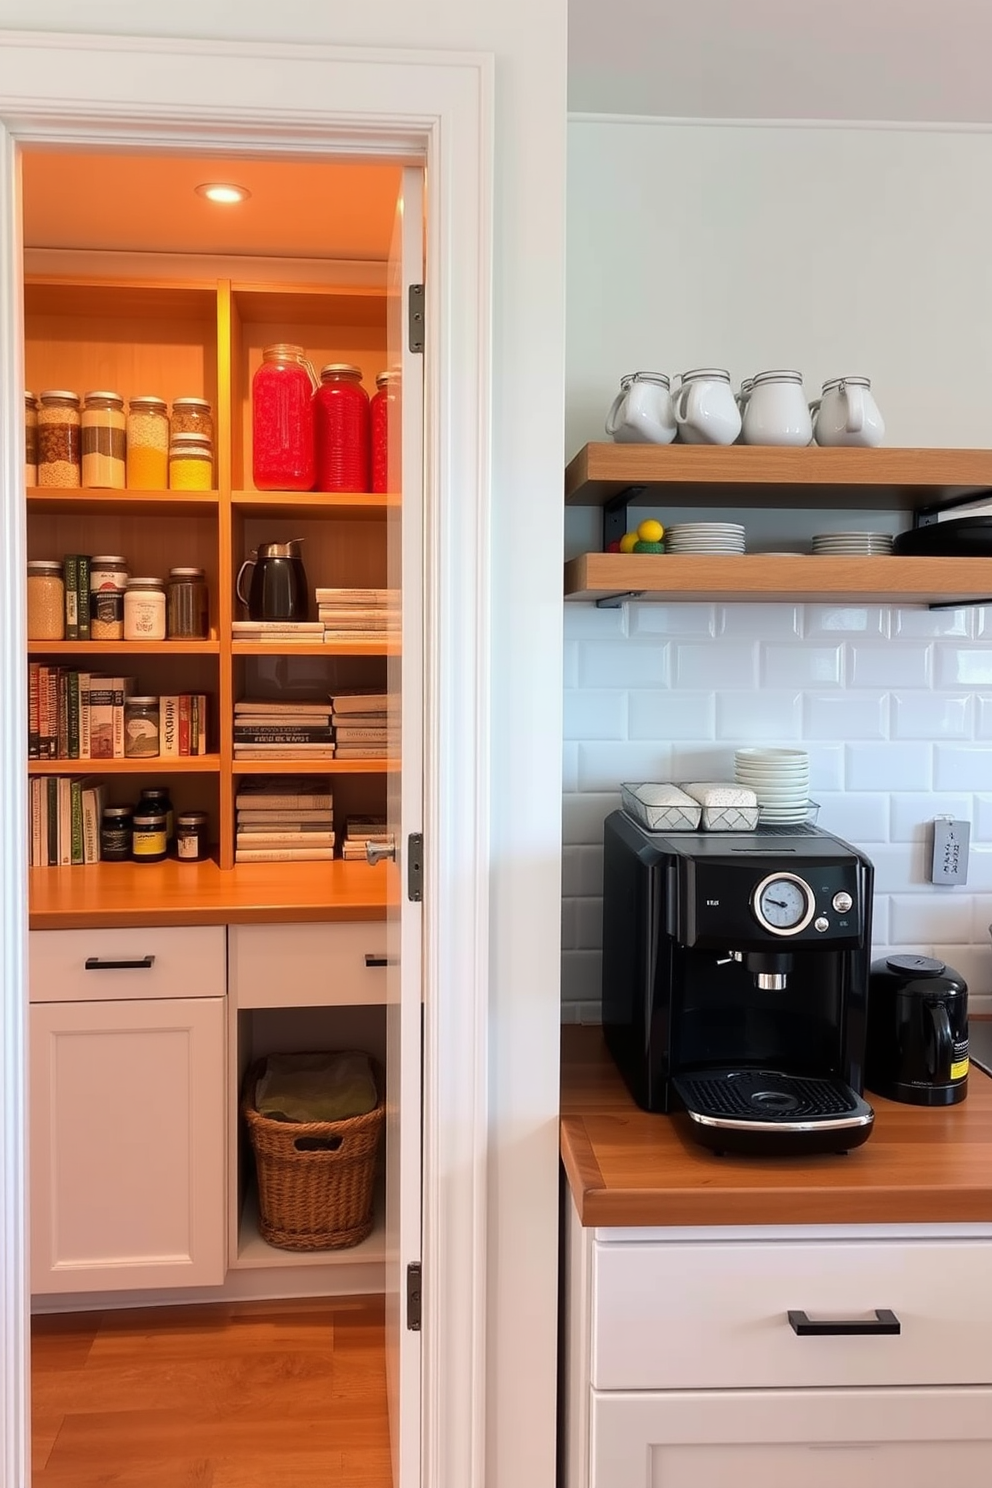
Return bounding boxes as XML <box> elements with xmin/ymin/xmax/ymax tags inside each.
<box><xmin>0</xmin><ymin>30</ymin><xmax>493</xmax><ymax>1488</ymax></box>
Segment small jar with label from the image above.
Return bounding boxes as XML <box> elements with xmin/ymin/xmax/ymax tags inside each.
<box><xmin>89</xmin><ymin>556</ymin><xmax>129</xmax><ymax>641</ymax></box>
<box><xmin>124</xmin><ymin>577</ymin><xmax>167</xmax><ymax>641</ymax></box>
<box><xmin>123</xmin><ymin>696</ymin><xmax>160</xmax><ymax>758</ymax></box>
<box><xmin>27</xmin><ymin>560</ymin><xmax>65</xmax><ymax>640</ymax></box>
<box><xmin>82</xmin><ymin>391</ymin><xmax>126</xmax><ymax>489</ymax></box>
<box><xmin>171</xmin><ymin>397</ymin><xmax>214</xmax><ymax>444</ymax></box>
<box><xmin>100</xmin><ymin>804</ymin><xmax>134</xmax><ymax>862</ymax></box>
<box><xmin>25</xmin><ymin>392</ymin><xmax>38</xmax><ymax>485</ymax></box>
<box><xmin>168</xmin><ymin>432</ymin><xmax>213</xmax><ymax>490</ymax></box>
<box><xmin>139</xmin><ymin>786</ymin><xmax>174</xmax><ymax>840</ymax></box>
<box><xmin>37</xmin><ymin>391</ymin><xmax>81</xmax><ymax>487</ymax></box>
<box><xmin>126</xmin><ymin>396</ymin><xmax>169</xmax><ymax>489</ymax></box>
<box><xmin>175</xmin><ymin>811</ymin><xmax>209</xmax><ymax>862</ymax></box>
<box><xmin>167</xmin><ymin>567</ymin><xmax>209</xmax><ymax>639</ymax></box>
<box><xmin>131</xmin><ymin>807</ymin><xmax>168</xmax><ymax>863</ymax></box>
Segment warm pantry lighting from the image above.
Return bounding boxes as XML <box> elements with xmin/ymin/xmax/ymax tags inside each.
<box><xmin>195</xmin><ymin>183</ymin><xmax>251</xmax><ymax>204</ymax></box>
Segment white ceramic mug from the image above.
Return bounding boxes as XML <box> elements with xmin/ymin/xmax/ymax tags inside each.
<box><xmin>605</xmin><ymin>371</ymin><xmax>677</xmax><ymax>445</ymax></box>
<box><xmin>742</xmin><ymin>369</ymin><xmax>813</xmax><ymax>447</ymax></box>
<box><xmin>810</xmin><ymin>376</ymin><xmax>885</xmax><ymax>448</ymax></box>
<box><xmin>673</xmin><ymin>368</ymin><xmax>741</xmax><ymax>446</ymax></box>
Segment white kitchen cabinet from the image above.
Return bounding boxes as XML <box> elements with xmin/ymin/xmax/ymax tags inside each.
<box><xmin>229</xmin><ymin>922</ymin><xmax>389</xmax><ymax>1009</ymax></box>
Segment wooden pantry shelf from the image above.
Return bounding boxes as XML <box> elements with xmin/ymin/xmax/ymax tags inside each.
<box><xmin>564</xmin><ymin>442</ymin><xmax>992</xmax><ymax>511</ymax></box>
<box><xmin>27</xmin><ymin>639</ymin><xmax>220</xmax><ymax>655</ymax></box>
<box><xmin>231</xmin><ymin>758</ymin><xmax>398</xmax><ymax>775</ymax></box>
<box><xmin>27</xmin><ymin>488</ymin><xmax>219</xmax><ymax>515</ymax></box>
<box><xmin>564</xmin><ymin>552</ymin><xmax>992</xmax><ymax>607</ymax></box>
<box><xmin>231</xmin><ymin>489</ymin><xmax>398</xmax><ymax>516</ymax></box>
<box><xmin>29</xmin><ymin>755</ymin><xmax>220</xmax><ymax>775</ymax></box>
<box><xmin>232</xmin><ymin>639</ymin><xmax>400</xmax><ymax>657</ymax></box>
<box><xmin>28</xmin><ymin>857</ymin><xmax>391</xmax><ymax>930</ymax></box>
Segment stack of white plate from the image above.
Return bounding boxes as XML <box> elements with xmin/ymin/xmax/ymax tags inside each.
<box><xmin>810</xmin><ymin>532</ymin><xmax>893</xmax><ymax>555</ymax></box>
<box><xmin>666</xmin><ymin>522</ymin><xmax>746</xmax><ymax>555</ymax></box>
<box><xmin>734</xmin><ymin>747</ymin><xmax>810</xmax><ymax>824</ymax></box>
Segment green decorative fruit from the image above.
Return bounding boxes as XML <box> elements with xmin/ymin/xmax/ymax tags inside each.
<box><xmin>633</xmin><ymin>540</ymin><xmax>665</xmax><ymax>554</ymax></box>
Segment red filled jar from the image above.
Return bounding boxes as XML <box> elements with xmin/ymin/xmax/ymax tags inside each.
<box><xmin>252</xmin><ymin>344</ymin><xmax>317</xmax><ymax>491</ymax></box>
<box><xmin>314</xmin><ymin>363</ymin><xmax>370</xmax><ymax>493</ymax></box>
<box><xmin>370</xmin><ymin>370</ymin><xmax>397</xmax><ymax>494</ymax></box>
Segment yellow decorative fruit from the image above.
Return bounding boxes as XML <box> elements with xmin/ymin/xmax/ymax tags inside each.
<box><xmin>619</xmin><ymin>531</ymin><xmax>639</xmax><ymax>553</ymax></box>
<box><xmin>637</xmin><ymin>518</ymin><xmax>665</xmax><ymax>543</ymax></box>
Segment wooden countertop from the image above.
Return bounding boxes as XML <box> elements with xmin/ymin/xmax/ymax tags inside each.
<box><xmin>560</xmin><ymin>1025</ymin><xmax>992</xmax><ymax>1228</ymax></box>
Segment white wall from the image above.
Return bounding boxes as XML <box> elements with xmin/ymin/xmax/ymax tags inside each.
<box><xmin>0</xmin><ymin>9</ymin><xmax>567</xmax><ymax>1488</ymax></box>
<box><xmin>563</xmin><ymin>118</ymin><xmax>992</xmax><ymax>1021</ymax></box>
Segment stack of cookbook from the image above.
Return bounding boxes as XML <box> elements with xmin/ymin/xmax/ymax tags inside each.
<box><xmin>330</xmin><ymin>691</ymin><xmax>397</xmax><ymax>759</ymax></box>
<box><xmin>234</xmin><ymin>777</ymin><xmax>335</xmax><ymax>862</ymax></box>
<box><xmin>233</xmin><ymin>698</ymin><xmax>334</xmax><ymax>760</ymax></box>
<box><xmin>317</xmin><ymin>588</ymin><xmax>400</xmax><ymax>643</ymax></box>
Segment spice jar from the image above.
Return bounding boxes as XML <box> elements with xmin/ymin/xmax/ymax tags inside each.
<box><xmin>100</xmin><ymin>804</ymin><xmax>133</xmax><ymax>862</ymax></box>
<box><xmin>126</xmin><ymin>396</ymin><xmax>169</xmax><ymax>489</ymax></box>
<box><xmin>124</xmin><ymin>576</ymin><xmax>167</xmax><ymax>641</ymax></box>
<box><xmin>171</xmin><ymin>397</ymin><xmax>214</xmax><ymax>444</ymax></box>
<box><xmin>370</xmin><ymin>370</ymin><xmax>396</xmax><ymax>494</ymax></box>
<box><xmin>175</xmin><ymin>810</ymin><xmax>209</xmax><ymax>862</ymax></box>
<box><xmin>252</xmin><ymin>343</ymin><xmax>317</xmax><ymax>491</ymax></box>
<box><xmin>168</xmin><ymin>432</ymin><xmax>213</xmax><ymax>490</ymax></box>
<box><xmin>167</xmin><ymin>567</ymin><xmax>209</xmax><ymax>639</ymax></box>
<box><xmin>131</xmin><ymin>807</ymin><xmax>168</xmax><ymax>863</ymax></box>
<box><xmin>81</xmin><ymin>391</ymin><xmax>126</xmax><ymax>489</ymax></box>
<box><xmin>139</xmin><ymin>786</ymin><xmax>174</xmax><ymax>840</ymax></box>
<box><xmin>25</xmin><ymin>392</ymin><xmax>38</xmax><ymax>485</ymax></box>
<box><xmin>314</xmin><ymin>363</ymin><xmax>370</xmax><ymax>492</ymax></box>
<box><xmin>124</xmin><ymin>696</ymin><xmax>160</xmax><ymax>758</ymax></box>
<box><xmin>27</xmin><ymin>560</ymin><xmax>65</xmax><ymax>640</ymax></box>
<box><xmin>37</xmin><ymin>391</ymin><xmax>81</xmax><ymax>487</ymax></box>
<box><xmin>89</xmin><ymin>556</ymin><xmax>129</xmax><ymax>641</ymax></box>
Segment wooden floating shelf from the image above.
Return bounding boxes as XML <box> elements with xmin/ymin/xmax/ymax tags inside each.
<box><xmin>232</xmin><ymin>640</ymin><xmax>399</xmax><ymax>657</ymax></box>
<box><xmin>231</xmin><ymin>758</ymin><xmax>398</xmax><ymax>775</ymax></box>
<box><xmin>564</xmin><ymin>443</ymin><xmax>992</xmax><ymax>511</ymax></box>
<box><xmin>564</xmin><ymin>553</ymin><xmax>992</xmax><ymax>607</ymax></box>
<box><xmin>29</xmin><ymin>755</ymin><xmax>221</xmax><ymax>775</ymax></box>
<box><xmin>28</xmin><ymin>639</ymin><xmax>220</xmax><ymax>655</ymax></box>
<box><xmin>28</xmin><ymin>487</ymin><xmax>219</xmax><ymax>515</ymax></box>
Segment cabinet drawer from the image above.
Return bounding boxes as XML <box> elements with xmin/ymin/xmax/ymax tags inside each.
<box><xmin>592</xmin><ymin>1238</ymin><xmax>992</xmax><ymax>1390</ymax></box>
<box><xmin>30</xmin><ymin>926</ymin><xmax>226</xmax><ymax>1003</ymax></box>
<box><xmin>229</xmin><ymin>921</ymin><xmax>388</xmax><ymax>1008</ymax></box>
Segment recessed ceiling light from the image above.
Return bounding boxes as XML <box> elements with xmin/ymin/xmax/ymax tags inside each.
<box><xmin>195</xmin><ymin>183</ymin><xmax>251</xmax><ymax>204</ymax></box>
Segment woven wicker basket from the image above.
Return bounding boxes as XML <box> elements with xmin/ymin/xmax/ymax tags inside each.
<box><xmin>242</xmin><ymin>1055</ymin><xmax>384</xmax><ymax>1251</ymax></box>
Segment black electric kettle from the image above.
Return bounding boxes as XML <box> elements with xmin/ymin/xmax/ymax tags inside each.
<box><xmin>236</xmin><ymin>539</ymin><xmax>310</xmax><ymax>622</ymax></box>
<box><xmin>866</xmin><ymin>954</ymin><xmax>969</xmax><ymax>1106</ymax></box>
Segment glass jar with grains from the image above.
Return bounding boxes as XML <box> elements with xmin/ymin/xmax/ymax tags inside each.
<box><xmin>25</xmin><ymin>392</ymin><xmax>38</xmax><ymax>485</ymax></box>
<box><xmin>171</xmin><ymin>397</ymin><xmax>214</xmax><ymax>444</ymax></box>
<box><xmin>27</xmin><ymin>560</ymin><xmax>65</xmax><ymax>640</ymax></box>
<box><xmin>82</xmin><ymin>391</ymin><xmax>126</xmax><ymax>489</ymax></box>
<box><xmin>89</xmin><ymin>556</ymin><xmax>129</xmax><ymax>641</ymax></box>
<box><xmin>169</xmin><ymin>432</ymin><xmax>213</xmax><ymax>491</ymax></box>
<box><xmin>126</xmin><ymin>396</ymin><xmax>169</xmax><ymax>489</ymax></box>
<box><xmin>124</xmin><ymin>576</ymin><xmax>166</xmax><ymax>641</ymax></box>
<box><xmin>37</xmin><ymin>391</ymin><xmax>81</xmax><ymax>487</ymax></box>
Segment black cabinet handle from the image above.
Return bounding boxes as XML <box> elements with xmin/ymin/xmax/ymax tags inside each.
<box><xmin>365</xmin><ymin>954</ymin><xmax>388</xmax><ymax>968</ymax></box>
<box><xmin>84</xmin><ymin>955</ymin><xmax>156</xmax><ymax>971</ymax></box>
<box><xmin>788</xmin><ymin>1308</ymin><xmax>900</xmax><ymax>1336</ymax></box>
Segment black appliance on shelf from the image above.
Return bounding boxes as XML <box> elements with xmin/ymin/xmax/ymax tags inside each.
<box><xmin>866</xmin><ymin>954</ymin><xmax>969</xmax><ymax>1106</ymax></box>
<box><xmin>601</xmin><ymin>810</ymin><xmax>875</xmax><ymax>1156</ymax></box>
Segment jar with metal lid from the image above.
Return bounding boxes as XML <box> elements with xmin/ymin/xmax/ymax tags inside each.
<box><xmin>123</xmin><ymin>696</ymin><xmax>161</xmax><ymax>758</ymax></box>
<box><xmin>37</xmin><ymin>390</ymin><xmax>81</xmax><ymax>487</ymax></box>
<box><xmin>124</xmin><ymin>576</ymin><xmax>166</xmax><ymax>641</ymax></box>
<box><xmin>175</xmin><ymin>810</ymin><xmax>209</xmax><ymax>862</ymax></box>
<box><xmin>171</xmin><ymin>397</ymin><xmax>214</xmax><ymax>443</ymax></box>
<box><xmin>370</xmin><ymin>370</ymin><xmax>396</xmax><ymax>494</ymax></box>
<box><xmin>126</xmin><ymin>396</ymin><xmax>169</xmax><ymax>489</ymax></box>
<box><xmin>100</xmin><ymin>804</ymin><xmax>134</xmax><ymax>862</ymax></box>
<box><xmin>252</xmin><ymin>343</ymin><xmax>317</xmax><ymax>491</ymax></box>
<box><xmin>167</xmin><ymin>567</ymin><xmax>209</xmax><ymax>639</ymax></box>
<box><xmin>131</xmin><ymin>808</ymin><xmax>168</xmax><ymax>863</ymax></box>
<box><xmin>89</xmin><ymin>556</ymin><xmax>129</xmax><ymax>640</ymax></box>
<box><xmin>314</xmin><ymin>362</ymin><xmax>370</xmax><ymax>492</ymax></box>
<box><xmin>81</xmin><ymin>390</ymin><xmax>126</xmax><ymax>489</ymax></box>
<box><xmin>25</xmin><ymin>392</ymin><xmax>38</xmax><ymax>485</ymax></box>
<box><xmin>168</xmin><ymin>432</ymin><xmax>213</xmax><ymax>491</ymax></box>
<box><xmin>139</xmin><ymin>786</ymin><xmax>174</xmax><ymax>840</ymax></box>
<box><xmin>27</xmin><ymin>560</ymin><xmax>65</xmax><ymax>640</ymax></box>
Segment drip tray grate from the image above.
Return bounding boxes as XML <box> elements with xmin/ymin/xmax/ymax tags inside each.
<box><xmin>674</xmin><ymin>1069</ymin><xmax>863</xmax><ymax>1124</ymax></box>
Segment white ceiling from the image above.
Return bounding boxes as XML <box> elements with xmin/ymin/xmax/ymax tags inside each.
<box><xmin>568</xmin><ymin>0</ymin><xmax>992</xmax><ymax>123</ymax></box>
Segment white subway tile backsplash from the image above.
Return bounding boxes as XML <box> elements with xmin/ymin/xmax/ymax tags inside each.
<box><xmin>670</xmin><ymin>744</ymin><xmax>739</xmax><ymax>780</ymax></box>
<box><xmin>816</xmin><ymin>793</ymin><xmax>889</xmax><ymax>843</ymax></box>
<box><xmin>560</xmin><ymin>896</ymin><xmax>577</xmax><ymax>951</ymax></box>
<box><xmin>763</xmin><ymin>644</ymin><xmax>844</xmax><ymax>687</ymax></box>
<box><xmin>891</xmin><ymin>692</ymin><xmax>971</xmax><ymax>740</ymax></box>
<box><xmin>891</xmin><ymin>793</ymin><xmax>973</xmax><ymax>842</ymax></box>
<box><xmin>806</xmin><ymin>605</ymin><xmax>887</xmax><ymax>637</ymax></box>
<box><xmin>804</xmin><ymin>693</ymin><xmax>887</xmax><ymax>741</ymax></box>
<box><xmin>935</xmin><ymin>646</ymin><xmax>992</xmax><ymax>688</ymax></box>
<box><xmin>869</xmin><ymin>899</ymin><xmax>890</xmax><ymax>945</ymax></box>
<box><xmin>561</xmin><ymin>950</ymin><xmax>603</xmax><ymax>1005</ymax></box>
<box><xmin>718</xmin><ymin>603</ymin><xmax>802</xmax><ymax>637</ymax></box>
<box><xmin>563</xmin><ymin>604</ymin><xmax>627</xmax><ymax>640</ymax></box>
<box><xmin>674</xmin><ymin>640</ymin><xmax>758</xmax><ymax>689</ymax></box>
<box><xmin>563</xmin><ymin>640</ymin><xmax>579</xmax><ymax>689</ymax></box>
<box><xmin>962</xmin><ymin>846</ymin><xmax>992</xmax><ymax>892</ymax></box>
<box><xmin>562</xmin><ymin>741</ymin><xmax>579</xmax><ymax>791</ymax></box>
<box><xmin>805</xmin><ymin>743</ymin><xmax>846</xmax><ymax>792</ymax></box>
<box><xmin>850</xmin><ymin>644</ymin><xmax>932</xmax><ymax>688</ymax></box>
<box><xmin>577</xmin><ymin>741</ymin><xmax>673</xmax><ymax>791</ymax></box>
<box><xmin>715</xmin><ymin>691</ymin><xmax>802</xmax><ymax>739</ymax></box>
<box><xmin>934</xmin><ymin>744</ymin><xmax>992</xmax><ymax>790</ymax></box>
<box><xmin>974</xmin><ymin>697</ymin><xmax>992</xmax><ymax>739</ymax></box>
<box><xmin>562</xmin><ymin>791</ymin><xmax>618</xmax><ymax>845</ymax></box>
<box><xmin>893</xmin><ymin>607</ymin><xmax>974</xmax><ymax>639</ymax></box>
<box><xmin>846</xmin><ymin>742</ymin><xmax>932</xmax><ymax>791</ymax></box>
<box><xmin>579</xmin><ymin>640</ymin><xmax>670</xmax><ymax>688</ymax></box>
<box><xmin>889</xmin><ymin>894</ymin><xmax>974</xmax><ymax>944</ymax></box>
<box><xmin>974</xmin><ymin>795</ymin><xmax>992</xmax><ymax>842</ymax></box>
<box><xmin>863</xmin><ymin>843</ymin><xmax>930</xmax><ymax>893</ymax></box>
<box><xmin>575</xmin><ymin>897</ymin><xmax>603</xmax><ymax>950</ymax></box>
<box><xmin>628</xmin><ymin>690</ymin><xmax>715</xmax><ymax>740</ymax></box>
<box><xmin>629</xmin><ymin>603</ymin><xmax>716</xmax><ymax>636</ymax></box>
<box><xmin>969</xmin><ymin>897</ymin><xmax>992</xmax><ymax>945</ymax></box>
<box><xmin>561</xmin><ymin>844</ymin><xmax>604</xmax><ymax>898</ymax></box>
<box><xmin>563</xmin><ymin>689</ymin><xmax>627</xmax><ymax>740</ymax></box>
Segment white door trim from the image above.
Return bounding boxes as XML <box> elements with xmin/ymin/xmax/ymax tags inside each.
<box><xmin>0</xmin><ymin>31</ymin><xmax>493</xmax><ymax>1488</ymax></box>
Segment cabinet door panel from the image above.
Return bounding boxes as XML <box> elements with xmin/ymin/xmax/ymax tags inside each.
<box><xmin>31</xmin><ymin>997</ymin><xmax>225</xmax><ymax>1293</ymax></box>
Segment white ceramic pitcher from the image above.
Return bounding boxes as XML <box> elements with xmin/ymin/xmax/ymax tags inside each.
<box><xmin>673</xmin><ymin>368</ymin><xmax>741</xmax><ymax>446</ymax></box>
<box><xmin>605</xmin><ymin>371</ymin><xmax>677</xmax><ymax>445</ymax></box>
<box><xmin>810</xmin><ymin>376</ymin><xmax>885</xmax><ymax>448</ymax></box>
<box><xmin>742</xmin><ymin>369</ymin><xmax>813</xmax><ymax>447</ymax></box>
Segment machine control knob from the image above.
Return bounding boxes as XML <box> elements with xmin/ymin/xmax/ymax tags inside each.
<box><xmin>832</xmin><ymin>891</ymin><xmax>853</xmax><ymax>913</ymax></box>
<box><xmin>814</xmin><ymin>916</ymin><xmax>830</xmax><ymax>933</ymax></box>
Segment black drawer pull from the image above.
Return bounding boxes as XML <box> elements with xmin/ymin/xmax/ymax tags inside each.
<box><xmin>788</xmin><ymin>1308</ymin><xmax>900</xmax><ymax>1337</ymax></box>
<box><xmin>365</xmin><ymin>954</ymin><xmax>388</xmax><ymax>968</ymax></box>
<box><xmin>84</xmin><ymin>955</ymin><xmax>156</xmax><ymax>971</ymax></box>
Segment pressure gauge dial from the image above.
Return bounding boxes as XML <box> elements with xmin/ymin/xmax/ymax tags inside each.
<box><xmin>752</xmin><ymin>872</ymin><xmax>817</xmax><ymax>936</ymax></box>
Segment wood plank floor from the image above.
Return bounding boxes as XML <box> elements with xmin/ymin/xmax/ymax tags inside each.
<box><xmin>31</xmin><ymin>1295</ymin><xmax>391</xmax><ymax>1488</ymax></box>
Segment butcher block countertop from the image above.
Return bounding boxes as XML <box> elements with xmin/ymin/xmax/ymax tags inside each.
<box><xmin>560</xmin><ymin>1025</ymin><xmax>992</xmax><ymax>1229</ymax></box>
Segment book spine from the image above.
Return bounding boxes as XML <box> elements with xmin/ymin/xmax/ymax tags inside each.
<box><xmin>234</xmin><ymin>847</ymin><xmax>336</xmax><ymax>861</ymax></box>
<box><xmin>58</xmin><ymin>777</ymin><xmax>72</xmax><ymax>866</ymax></box>
<box><xmin>235</xmin><ymin>831</ymin><xmax>337</xmax><ymax>845</ymax></box>
<box><xmin>47</xmin><ymin>668</ymin><xmax>59</xmax><ymax>758</ymax></box>
<box><xmin>57</xmin><ymin>669</ymin><xmax>69</xmax><ymax>760</ymax></box>
<box><xmin>234</xmin><ymin>727</ymin><xmax>335</xmax><ymax>743</ymax></box>
<box><xmin>70</xmin><ymin>779</ymin><xmax>84</xmax><ymax>866</ymax></box>
<box><xmin>45</xmin><ymin>778</ymin><xmax>57</xmax><ymax>866</ymax></box>
<box><xmin>30</xmin><ymin>779</ymin><xmax>41</xmax><ymax>867</ymax></box>
<box><xmin>28</xmin><ymin>661</ymin><xmax>40</xmax><ymax>760</ymax></box>
<box><xmin>159</xmin><ymin>695</ymin><xmax>180</xmax><ymax>758</ymax></box>
<box><xmin>67</xmin><ymin>671</ymin><xmax>80</xmax><ymax>759</ymax></box>
<box><xmin>235</xmin><ymin>795</ymin><xmax>334</xmax><ymax>811</ymax></box>
<box><xmin>179</xmin><ymin>694</ymin><xmax>190</xmax><ymax>757</ymax></box>
<box><xmin>76</xmin><ymin>556</ymin><xmax>91</xmax><ymax>640</ymax></box>
<box><xmin>63</xmin><ymin>555</ymin><xmax>79</xmax><ymax>640</ymax></box>
<box><xmin>112</xmin><ymin>677</ymin><xmax>132</xmax><ymax>759</ymax></box>
<box><xmin>81</xmin><ymin>785</ymin><xmax>101</xmax><ymax>864</ymax></box>
<box><xmin>78</xmin><ymin>673</ymin><xmax>91</xmax><ymax>760</ymax></box>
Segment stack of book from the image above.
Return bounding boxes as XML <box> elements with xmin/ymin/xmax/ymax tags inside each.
<box><xmin>28</xmin><ymin>667</ymin><xmax>208</xmax><ymax>759</ymax></box>
<box><xmin>233</xmin><ymin>698</ymin><xmax>335</xmax><ymax>761</ymax></box>
<box><xmin>235</xmin><ymin>777</ymin><xmax>335</xmax><ymax>862</ymax></box>
<box><xmin>62</xmin><ymin>554</ymin><xmax>92</xmax><ymax>639</ymax></box>
<box><xmin>330</xmin><ymin>691</ymin><xmax>397</xmax><ymax>760</ymax></box>
<box><xmin>232</xmin><ymin>620</ymin><xmax>325</xmax><ymax>645</ymax></box>
<box><xmin>342</xmin><ymin>816</ymin><xmax>394</xmax><ymax>862</ymax></box>
<box><xmin>29</xmin><ymin>776</ymin><xmax>104</xmax><ymax>866</ymax></box>
<box><xmin>317</xmin><ymin>588</ymin><xmax>400</xmax><ymax>644</ymax></box>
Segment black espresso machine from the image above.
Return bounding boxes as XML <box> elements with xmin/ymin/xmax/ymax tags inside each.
<box><xmin>602</xmin><ymin>810</ymin><xmax>876</xmax><ymax>1155</ymax></box>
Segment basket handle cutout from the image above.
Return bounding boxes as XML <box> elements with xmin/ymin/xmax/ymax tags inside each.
<box><xmin>293</xmin><ymin>1135</ymin><xmax>344</xmax><ymax>1153</ymax></box>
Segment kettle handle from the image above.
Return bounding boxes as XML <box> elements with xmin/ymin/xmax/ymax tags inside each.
<box><xmin>925</xmin><ymin>1000</ymin><xmax>953</xmax><ymax>1082</ymax></box>
<box><xmin>235</xmin><ymin>558</ymin><xmax>255</xmax><ymax>609</ymax></box>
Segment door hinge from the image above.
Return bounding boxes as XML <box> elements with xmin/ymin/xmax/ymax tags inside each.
<box><xmin>407</xmin><ymin>832</ymin><xmax>423</xmax><ymax>902</ymax></box>
<box><xmin>407</xmin><ymin>1261</ymin><xmax>422</xmax><ymax>1331</ymax></box>
<box><xmin>408</xmin><ymin>284</ymin><xmax>425</xmax><ymax>353</ymax></box>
